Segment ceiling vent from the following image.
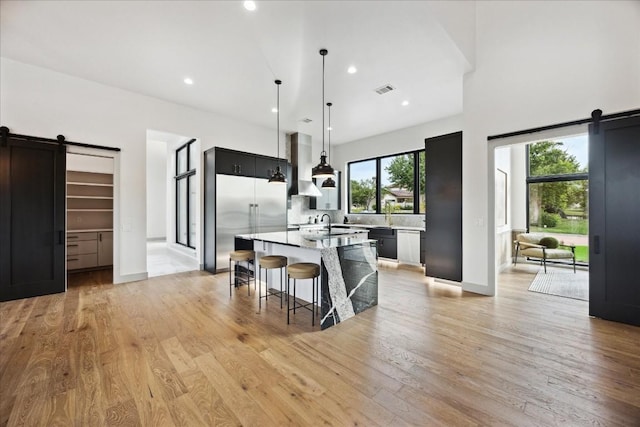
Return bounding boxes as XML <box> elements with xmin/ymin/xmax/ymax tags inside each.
<box><xmin>300</xmin><ymin>118</ymin><xmax>313</xmax><ymax>123</ymax></box>
<box><xmin>374</xmin><ymin>84</ymin><xmax>395</xmax><ymax>95</ymax></box>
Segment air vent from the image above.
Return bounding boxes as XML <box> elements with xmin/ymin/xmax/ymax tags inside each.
<box><xmin>300</xmin><ymin>118</ymin><xmax>313</xmax><ymax>123</ymax></box>
<box><xmin>374</xmin><ymin>84</ymin><xmax>395</xmax><ymax>95</ymax></box>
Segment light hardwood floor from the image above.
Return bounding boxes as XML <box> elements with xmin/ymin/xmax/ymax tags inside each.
<box><xmin>1</xmin><ymin>264</ymin><xmax>639</xmax><ymax>426</ymax></box>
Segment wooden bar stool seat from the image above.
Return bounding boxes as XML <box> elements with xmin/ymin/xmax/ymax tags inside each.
<box><xmin>287</xmin><ymin>262</ymin><xmax>320</xmax><ymax>326</ymax></box>
<box><xmin>229</xmin><ymin>250</ymin><xmax>255</xmax><ymax>296</ymax></box>
<box><xmin>258</xmin><ymin>255</ymin><xmax>288</xmax><ymax>309</ymax></box>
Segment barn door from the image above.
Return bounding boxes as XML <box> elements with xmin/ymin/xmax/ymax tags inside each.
<box><xmin>0</xmin><ymin>136</ymin><xmax>66</xmax><ymax>301</ymax></box>
<box><xmin>589</xmin><ymin>114</ymin><xmax>640</xmax><ymax>326</ymax></box>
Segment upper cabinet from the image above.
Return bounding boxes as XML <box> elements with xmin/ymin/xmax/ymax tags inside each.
<box><xmin>255</xmin><ymin>155</ymin><xmax>286</xmax><ymax>180</ymax></box>
<box><xmin>215</xmin><ymin>148</ymin><xmax>255</xmax><ymax>177</ymax></box>
<box><xmin>215</xmin><ymin>148</ymin><xmax>287</xmax><ymax>180</ymax></box>
<box><xmin>310</xmin><ymin>171</ymin><xmax>341</xmax><ymax>210</ymax></box>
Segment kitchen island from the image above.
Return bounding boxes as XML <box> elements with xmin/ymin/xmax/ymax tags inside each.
<box><xmin>236</xmin><ymin>230</ymin><xmax>378</xmax><ymax>329</ymax></box>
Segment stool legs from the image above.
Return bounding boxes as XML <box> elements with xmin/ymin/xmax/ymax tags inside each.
<box><xmin>229</xmin><ymin>258</ymin><xmax>253</xmax><ymax>296</ymax></box>
<box><xmin>259</xmin><ymin>265</ymin><xmax>286</xmax><ymax>310</ymax></box>
<box><xmin>287</xmin><ymin>276</ymin><xmax>318</xmax><ymax>326</ymax></box>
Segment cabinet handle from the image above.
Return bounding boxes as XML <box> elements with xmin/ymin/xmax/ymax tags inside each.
<box><xmin>99</xmin><ymin>233</ymin><xmax>102</xmax><ymax>242</ymax></box>
<box><xmin>67</xmin><ymin>244</ymin><xmax>79</xmax><ymax>247</ymax></box>
<box><xmin>238</xmin><ymin>164</ymin><xmax>242</xmax><ymax>173</ymax></box>
<box><xmin>67</xmin><ymin>258</ymin><xmax>79</xmax><ymax>261</ymax></box>
<box><xmin>68</xmin><ymin>236</ymin><xmax>78</xmax><ymax>239</ymax></box>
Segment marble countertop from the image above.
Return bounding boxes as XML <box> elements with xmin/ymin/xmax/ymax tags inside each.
<box><xmin>237</xmin><ymin>230</ymin><xmax>375</xmax><ymax>249</ymax></box>
<box><xmin>330</xmin><ymin>223</ymin><xmax>426</xmax><ymax>232</ymax></box>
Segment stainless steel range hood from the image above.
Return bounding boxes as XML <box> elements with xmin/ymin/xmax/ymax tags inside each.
<box><xmin>288</xmin><ymin>132</ymin><xmax>322</xmax><ymax>197</ymax></box>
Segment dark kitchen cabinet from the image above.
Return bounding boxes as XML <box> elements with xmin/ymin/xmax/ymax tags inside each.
<box><xmin>255</xmin><ymin>155</ymin><xmax>286</xmax><ymax>180</ymax></box>
<box><xmin>369</xmin><ymin>228</ymin><xmax>397</xmax><ymax>259</ymax></box>
<box><xmin>215</xmin><ymin>148</ymin><xmax>255</xmax><ymax>177</ymax></box>
<box><xmin>216</xmin><ymin>148</ymin><xmax>287</xmax><ymax>180</ymax></box>
<box><xmin>424</xmin><ymin>131</ymin><xmax>462</xmax><ymax>282</ymax></box>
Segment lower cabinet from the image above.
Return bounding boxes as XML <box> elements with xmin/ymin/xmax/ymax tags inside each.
<box><xmin>98</xmin><ymin>231</ymin><xmax>113</xmax><ymax>266</ymax></box>
<box><xmin>369</xmin><ymin>228</ymin><xmax>397</xmax><ymax>259</ymax></box>
<box><xmin>67</xmin><ymin>231</ymin><xmax>113</xmax><ymax>270</ymax></box>
<box><xmin>397</xmin><ymin>230</ymin><xmax>421</xmax><ymax>264</ymax></box>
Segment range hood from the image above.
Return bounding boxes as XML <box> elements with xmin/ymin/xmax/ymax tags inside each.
<box><xmin>288</xmin><ymin>132</ymin><xmax>322</xmax><ymax>197</ymax></box>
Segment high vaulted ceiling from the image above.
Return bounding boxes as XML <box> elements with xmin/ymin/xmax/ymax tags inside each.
<box><xmin>0</xmin><ymin>1</ymin><xmax>474</xmax><ymax>144</ymax></box>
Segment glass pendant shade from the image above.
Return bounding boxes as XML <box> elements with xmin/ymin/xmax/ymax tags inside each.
<box><xmin>269</xmin><ymin>79</ymin><xmax>286</xmax><ymax>184</ymax></box>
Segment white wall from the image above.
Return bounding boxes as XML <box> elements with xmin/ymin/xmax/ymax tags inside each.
<box><xmin>333</xmin><ymin>114</ymin><xmax>463</xmax><ymax>168</ymax></box>
<box><xmin>67</xmin><ymin>153</ymin><xmax>114</xmax><ymax>174</ymax></box>
<box><xmin>510</xmin><ymin>144</ymin><xmax>527</xmax><ymax>231</ymax></box>
<box><xmin>494</xmin><ymin>146</ymin><xmax>512</xmax><ymax>271</ymax></box>
<box><xmin>145</xmin><ymin>139</ymin><xmax>167</xmax><ymax>239</ymax></box>
<box><xmin>465</xmin><ymin>0</ymin><xmax>640</xmax><ymax>295</ymax></box>
<box><xmin>1</xmin><ymin>57</ymin><xmax>282</xmax><ymax>283</ymax></box>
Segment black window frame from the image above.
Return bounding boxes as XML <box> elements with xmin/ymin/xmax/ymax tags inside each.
<box><xmin>525</xmin><ymin>140</ymin><xmax>589</xmax><ymax>266</ymax></box>
<box><xmin>175</xmin><ymin>139</ymin><xmax>197</xmax><ymax>249</ymax></box>
<box><xmin>347</xmin><ymin>148</ymin><xmax>423</xmax><ymax>214</ymax></box>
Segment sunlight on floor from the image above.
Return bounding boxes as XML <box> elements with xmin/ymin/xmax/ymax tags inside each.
<box><xmin>147</xmin><ymin>240</ymin><xmax>198</xmax><ymax>277</ymax></box>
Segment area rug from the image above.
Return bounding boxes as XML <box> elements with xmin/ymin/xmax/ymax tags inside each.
<box><xmin>528</xmin><ymin>268</ymin><xmax>589</xmax><ymax>301</ymax></box>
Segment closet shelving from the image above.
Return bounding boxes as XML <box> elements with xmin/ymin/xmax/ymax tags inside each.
<box><xmin>66</xmin><ymin>171</ymin><xmax>114</xmax><ymax>270</ymax></box>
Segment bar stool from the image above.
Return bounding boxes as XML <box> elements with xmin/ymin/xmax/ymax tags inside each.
<box><xmin>229</xmin><ymin>250</ymin><xmax>255</xmax><ymax>296</ymax></box>
<box><xmin>287</xmin><ymin>262</ymin><xmax>320</xmax><ymax>326</ymax></box>
<box><xmin>258</xmin><ymin>255</ymin><xmax>288</xmax><ymax>309</ymax></box>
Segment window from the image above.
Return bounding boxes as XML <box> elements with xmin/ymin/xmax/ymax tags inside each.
<box><xmin>348</xmin><ymin>149</ymin><xmax>423</xmax><ymax>214</ymax></box>
<box><xmin>175</xmin><ymin>140</ymin><xmax>197</xmax><ymax>248</ymax></box>
<box><xmin>526</xmin><ymin>135</ymin><xmax>588</xmax><ymax>263</ymax></box>
<box><xmin>348</xmin><ymin>159</ymin><xmax>377</xmax><ymax>213</ymax></box>
<box><xmin>381</xmin><ymin>154</ymin><xmax>414</xmax><ymax>213</ymax></box>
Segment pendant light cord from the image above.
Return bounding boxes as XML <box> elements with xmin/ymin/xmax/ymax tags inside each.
<box><xmin>277</xmin><ymin>81</ymin><xmax>280</xmax><ymax>163</ymax></box>
<box><xmin>327</xmin><ymin>102</ymin><xmax>331</xmax><ymax>163</ymax></box>
<box><xmin>275</xmin><ymin>79</ymin><xmax>281</xmax><ymax>169</ymax></box>
<box><xmin>322</xmin><ymin>52</ymin><xmax>326</xmax><ymax>156</ymax></box>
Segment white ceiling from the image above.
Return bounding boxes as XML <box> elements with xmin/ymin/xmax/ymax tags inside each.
<box><xmin>0</xmin><ymin>1</ymin><xmax>472</xmax><ymax>144</ymax></box>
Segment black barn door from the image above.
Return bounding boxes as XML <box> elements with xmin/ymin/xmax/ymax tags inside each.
<box><xmin>0</xmin><ymin>137</ymin><xmax>66</xmax><ymax>301</ymax></box>
<box><xmin>589</xmin><ymin>115</ymin><xmax>640</xmax><ymax>326</ymax></box>
<box><xmin>424</xmin><ymin>131</ymin><xmax>463</xmax><ymax>282</ymax></box>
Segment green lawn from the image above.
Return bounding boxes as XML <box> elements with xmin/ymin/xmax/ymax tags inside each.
<box><xmin>530</xmin><ymin>218</ymin><xmax>588</xmax><ymax>234</ymax></box>
<box><xmin>574</xmin><ymin>245</ymin><xmax>589</xmax><ymax>262</ymax></box>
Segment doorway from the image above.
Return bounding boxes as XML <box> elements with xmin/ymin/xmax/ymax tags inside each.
<box><xmin>492</xmin><ymin>127</ymin><xmax>590</xmax><ymax>301</ymax></box>
<box><xmin>66</xmin><ymin>153</ymin><xmax>115</xmax><ymax>283</ymax></box>
<box><xmin>145</xmin><ymin>130</ymin><xmax>199</xmax><ymax>277</ymax></box>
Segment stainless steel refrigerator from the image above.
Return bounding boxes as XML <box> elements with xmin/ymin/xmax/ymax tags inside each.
<box><xmin>214</xmin><ymin>174</ymin><xmax>287</xmax><ymax>272</ymax></box>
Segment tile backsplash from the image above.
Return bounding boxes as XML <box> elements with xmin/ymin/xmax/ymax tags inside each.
<box><xmin>287</xmin><ymin>196</ymin><xmax>343</xmax><ymax>225</ymax></box>
<box><xmin>345</xmin><ymin>214</ymin><xmax>425</xmax><ymax>228</ymax></box>
<box><xmin>287</xmin><ymin>196</ymin><xmax>425</xmax><ymax>228</ymax></box>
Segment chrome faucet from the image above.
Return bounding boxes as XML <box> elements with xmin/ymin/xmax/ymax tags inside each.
<box><xmin>321</xmin><ymin>214</ymin><xmax>332</xmax><ymax>235</ymax></box>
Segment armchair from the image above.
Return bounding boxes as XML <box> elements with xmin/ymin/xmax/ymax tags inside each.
<box><xmin>514</xmin><ymin>233</ymin><xmax>576</xmax><ymax>273</ymax></box>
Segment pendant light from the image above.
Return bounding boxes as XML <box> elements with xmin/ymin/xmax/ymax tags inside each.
<box><xmin>269</xmin><ymin>79</ymin><xmax>286</xmax><ymax>184</ymax></box>
<box><xmin>322</xmin><ymin>101</ymin><xmax>336</xmax><ymax>189</ymax></box>
<box><xmin>311</xmin><ymin>49</ymin><xmax>335</xmax><ymax>179</ymax></box>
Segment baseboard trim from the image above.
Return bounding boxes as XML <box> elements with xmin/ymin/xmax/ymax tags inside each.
<box><xmin>462</xmin><ymin>281</ymin><xmax>494</xmax><ymax>296</ymax></box>
<box><xmin>433</xmin><ymin>278</ymin><xmax>462</xmax><ymax>287</ymax></box>
<box><xmin>114</xmin><ymin>272</ymin><xmax>148</xmax><ymax>284</ymax></box>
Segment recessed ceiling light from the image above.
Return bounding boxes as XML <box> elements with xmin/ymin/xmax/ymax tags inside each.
<box><xmin>271</xmin><ymin>107</ymin><xmax>278</xmax><ymax>113</ymax></box>
<box><xmin>402</xmin><ymin>100</ymin><xmax>409</xmax><ymax>106</ymax></box>
<box><xmin>347</xmin><ymin>66</ymin><xmax>357</xmax><ymax>74</ymax></box>
<box><xmin>244</xmin><ymin>1</ymin><xmax>256</xmax><ymax>11</ymax></box>
<box><xmin>184</xmin><ymin>77</ymin><xmax>194</xmax><ymax>85</ymax></box>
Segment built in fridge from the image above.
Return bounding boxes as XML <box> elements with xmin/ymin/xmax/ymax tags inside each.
<box><xmin>214</xmin><ymin>174</ymin><xmax>287</xmax><ymax>272</ymax></box>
